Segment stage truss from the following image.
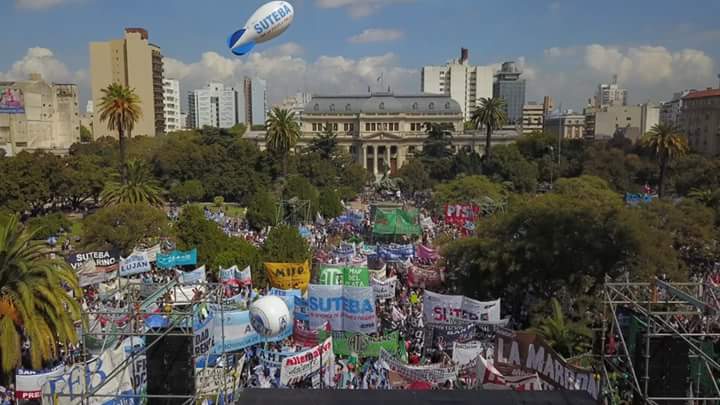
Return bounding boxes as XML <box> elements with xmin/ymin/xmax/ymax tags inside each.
<box><xmin>602</xmin><ymin>278</ymin><xmax>720</xmax><ymax>404</ymax></box>
<box><xmin>43</xmin><ymin>281</ymin><xmax>238</xmax><ymax>405</ymax></box>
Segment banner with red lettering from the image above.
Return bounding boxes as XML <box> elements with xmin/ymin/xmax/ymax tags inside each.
<box><xmin>422</xmin><ymin>291</ymin><xmax>501</xmax><ymax>324</ymax></box>
<box><xmin>444</xmin><ymin>204</ymin><xmax>479</xmax><ymax>225</ymax></box>
<box><xmin>280</xmin><ymin>337</ymin><xmax>334</xmax><ymax>386</ymax></box>
<box><xmin>408</xmin><ymin>265</ymin><xmax>444</xmax><ymax>288</ymax></box>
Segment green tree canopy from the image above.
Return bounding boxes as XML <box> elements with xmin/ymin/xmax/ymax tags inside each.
<box><xmin>261</xmin><ymin>224</ymin><xmax>311</xmax><ymax>263</ymax></box>
<box><xmin>169</xmin><ymin>180</ymin><xmax>205</xmax><ymax>203</ymax></box>
<box><xmin>82</xmin><ymin>203</ymin><xmax>169</xmax><ymax>255</ymax></box>
<box><xmin>246</xmin><ymin>190</ymin><xmax>278</xmax><ymax>230</ymax></box>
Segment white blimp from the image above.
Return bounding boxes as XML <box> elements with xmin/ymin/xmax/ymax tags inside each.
<box><xmin>228</xmin><ymin>1</ymin><xmax>295</xmax><ymax>56</ymax></box>
<box><xmin>249</xmin><ymin>296</ymin><xmax>290</xmax><ymax>338</ymax></box>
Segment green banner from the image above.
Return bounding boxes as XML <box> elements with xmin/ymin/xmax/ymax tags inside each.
<box><xmin>319</xmin><ymin>265</ymin><xmax>369</xmax><ymax>287</ymax></box>
<box><xmin>372</xmin><ymin>208</ymin><xmax>421</xmax><ymax>236</ymax></box>
<box><xmin>318</xmin><ymin>331</ymin><xmax>400</xmax><ymax>358</ymax></box>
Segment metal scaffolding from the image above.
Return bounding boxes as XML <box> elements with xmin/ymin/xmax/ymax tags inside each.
<box><xmin>41</xmin><ymin>281</ymin><xmax>237</xmax><ymax>405</ymax></box>
<box><xmin>602</xmin><ymin>278</ymin><xmax>720</xmax><ymax>404</ymax></box>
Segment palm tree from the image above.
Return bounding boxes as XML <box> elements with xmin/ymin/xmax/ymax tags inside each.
<box><xmin>265</xmin><ymin>107</ymin><xmax>301</xmax><ymax>177</ymax></box>
<box><xmin>528</xmin><ymin>298</ymin><xmax>592</xmax><ymax>359</ymax></box>
<box><xmin>0</xmin><ymin>214</ymin><xmax>82</xmax><ymax>373</ymax></box>
<box><xmin>308</xmin><ymin>123</ymin><xmax>338</xmax><ymax>159</ymax></box>
<box><xmin>688</xmin><ymin>188</ymin><xmax>720</xmax><ymax>208</ymax></box>
<box><xmin>641</xmin><ymin>123</ymin><xmax>688</xmax><ymax>198</ymax></box>
<box><xmin>101</xmin><ymin>159</ymin><xmax>163</xmax><ymax>206</ymax></box>
<box><xmin>470</xmin><ymin>97</ymin><xmax>507</xmax><ymax>161</ymax></box>
<box><xmin>97</xmin><ymin>83</ymin><xmax>142</xmax><ymax>184</ymax></box>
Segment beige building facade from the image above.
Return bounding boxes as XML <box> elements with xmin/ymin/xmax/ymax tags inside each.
<box><xmin>521</xmin><ymin>102</ymin><xmax>544</xmax><ymax>134</ymax></box>
<box><xmin>683</xmin><ymin>89</ymin><xmax>720</xmax><ymax>156</ymax></box>
<box><xmin>0</xmin><ymin>73</ymin><xmax>80</xmax><ymax>156</ymax></box>
<box><xmin>245</xmin><ymin>92</ymin><xmax>520</xmax><ymax>177</ymax></box>
<box><xmin>90</xmin><ymin>28</ymin><xmax>164</xmax><ymax>138</ymax></box>
<box><xmin>588</xmin><ymin>104</ymin><xmax>659</xmax><ymax>141</ymax></box>
<box><xmin>544</xmin><ymin>113</ymin><xmax>585</xmax><ymax>140</ymax></box>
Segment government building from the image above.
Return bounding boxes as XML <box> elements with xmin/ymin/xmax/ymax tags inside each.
<box><xmin>248</xmin><ymin>92</ymin><xmax>520</xmax><ymax>177</ymax></box>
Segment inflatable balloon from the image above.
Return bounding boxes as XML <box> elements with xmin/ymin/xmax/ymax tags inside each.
<box><xmin>249</xmin><ymin>295</ymin><xmax>290</xmax><ymax>337</ymax></box>
<box><xmin>228</xmin><ymin>1</ymin><xmax>295</xmax><ymax>56</ymax></box>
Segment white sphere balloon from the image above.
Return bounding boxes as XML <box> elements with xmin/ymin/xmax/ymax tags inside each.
<box><xmin>249</xmin><ymin>296</ymin><xmax>290</xmax><ymax>337</ymax></box>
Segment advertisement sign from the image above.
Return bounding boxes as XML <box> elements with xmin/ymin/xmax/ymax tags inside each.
<box><xmin>280</xmin><ymin>337</ymin><xmax>334</xmax><ymax>386</ymax></box>
<box><xmin>307</xmin><ymin>285</ymin><xmax>377</xmax><ymax>334</ymax></box>
<box><xmin>494</xmin><ymin>329</ymin><xmax>599</xmax><ymax>400</ymax></box>
<box><xmin>119</xmin><ymin>252</ymin><xmax>151</xmax><ymax>277</ymax></box>
<box><xmin>0</xmin><ymin>86</ymin><xmax>25</xmax><ymax>114</ymax></box>
<box><xmin>422</xmin><ymin>291</ymin><xmax>501</xmax><ymax>324</ymax></box>
<box><xmin>371</xmin><ymin>276</ymin><xmax>397</xmax><ymax>301</ymax></box>
<box><xmin>264</xmin><ymin>261</ymin><xmax>311</xmax><ymax>291</ymax></box>
<box><xmin>156</xmin><ymin>248</ymin><xmax>197</xmax><ymax>269</ymax></box>
<box><xmin>66</xmin><ymin>249</ymin><xmax>120</xmax><ymax>270</ymax></box>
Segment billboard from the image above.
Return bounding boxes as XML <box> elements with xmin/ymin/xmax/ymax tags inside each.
<box><xmin>0</xmin><ymin>86</ymin><xmax>25</xmax><ymax>114</ymax></box>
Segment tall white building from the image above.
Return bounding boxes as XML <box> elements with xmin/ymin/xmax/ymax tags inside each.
<box><xmin>188</xmin><ymin>82</ymin><xmax>238</xmax><ymax>129</ymax></box>
<box><xmin>163</xmin><ymin>79</ymin><xmax>182</xmax><ymax>132</ymax></box>
<box><xmin>595</xmin><ymin>76</ymin><xmax>628</xmax><ymax>108</ymax></box>
<box><xmin>421</xmin><ymin>48</ymin><xmax>493</xmax><ymax>121</ymax></box>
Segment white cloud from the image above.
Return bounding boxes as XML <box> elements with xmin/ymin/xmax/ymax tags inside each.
<box><xmin>0</xmin><ymin>47</ymin><xmax>86</xmax><ymax>84</ymax></box>
<box><xmin>315</xmin><ymin>0</ymin><xmax>414</xmax><ymax>18</ymax></box>
<box><xmin>348</xmin><ymin>28</ymin><xmax>404</xmax><ymax>44</ymax></box>
<box><xmin>15</xmin><ymin>0</ymin><xmax>74</xmax><ymax>9</ymax></box>
<box><xmin>164</xmin><ymin>44</ymin><xmax>418</xmax><ymax>106</ymax></box>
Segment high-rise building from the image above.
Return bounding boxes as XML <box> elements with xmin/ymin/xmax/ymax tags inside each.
<box><xmin>682</xmin><ymin>88</ymin><xmax>720</xmax><ymax>156</ymax></box>
<box><xmin>163</xmin><ymin>79</ymin><xmax>182</xmax><ymax>132</ymax></box>
<box><xmin>90</xmin><ymin>28</ymin><xmax>164</xmax><ymax>137</ymax></box>
<box><xmin>0</xmin><ymin>73</ymin><xmax>80</xmax><ymax>156</ymax></box>
<box><xmin>493</xmin><ymin>61</ymin><xmax>526</xmax><ymax>127</ymax></box>
<box><xmin>543</xmin><ymin>96</ymin><xmax>554</xmax><ymax>116</ymax></box>
<box><xmin>240</xmin><ymin>77</ymin><xmax>268</xmax><ymax>127</ymax></box>
<box><xmin>587</xmin><ymin>104</ymin><xmax>660</xmax><ymax>141</ymax></box>
<box><xmin>187</xmin><ymin>82</ymin><xmax>238</xmax><ymax>129</ymax></box>
<box><xmin>521</xmin><ymin>102</ymin><xmax>545</xmax><ymax>134</ymax></box>
<box><xmin>421</xmin><ymin>48</ymin><xmax>494</xmax><ymax>121</ymax></box>
<box><xmin>660</xmin><ymin>90</ymin><xmax>693</xmax><ymax>128</ymax></box>
<box><xmin>594</xmin><ymin>75</ymin><xmax>628</xmax><ymax>108</ymax></box>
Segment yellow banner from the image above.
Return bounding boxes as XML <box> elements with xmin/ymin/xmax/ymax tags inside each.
<box><xmin>264</xmin><ymin>261</ymin><xmax>311</xmax><ymax>291</ymax></box>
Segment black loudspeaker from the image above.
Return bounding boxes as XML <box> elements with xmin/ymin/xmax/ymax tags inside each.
<box><xmin>146</xmin><ymin>331</ymin><xmax>195</xmax><ymax>405</ymax></box>
<box><xmin>636</xmin><ymin>336</ymin><xmax>689</xmax><ymax>401</ymax></box>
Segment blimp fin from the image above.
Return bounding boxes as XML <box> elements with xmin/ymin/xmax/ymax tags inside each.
<box><xmin>231</xmin><ymin>41</ymin><xmax>256</xmax><ymax>56</ymax></box>
<box><xmin>228</xmin><ymin>28</ymin><xmax>256</xmax><ymax>56</ymax></box>
<box><xmin>227</xmin><ymin>28</ymin><xmax>246</xmax><ymax>49</ymax></box>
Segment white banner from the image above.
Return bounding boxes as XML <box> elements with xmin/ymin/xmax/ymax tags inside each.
<box><xmin>119</xmin><ymin>252</ymin><xmax>151</xmax><ymax>277</ymax></box>
<box><xmin>15</xmin><ymin>365</ymin><xmax>65</xmax><ymax>400</ymax></box>
<box><xmin>177</xmin><ymin>265</ymin><xmax>206</xmax><ymax>284</ymax></box>
<box><xmin>368</xmin><ymin>266</ymin><xmax>387</xmax><ymax>281</ymax></box>
<box><xmin>195</xmin><ymin>367</ymin><xmax>234</xmax><ymax>398</ymax></box>
<box><xmin>280</xmin><ymin>337</ymin><xmax>334</xmax><ymax>386</ymax></box>
<box><xmin>423</xmin><ymin>291</ymin><xmax>501</xmax><ymax>324</ymax></box>
<box><xmin>371</xmin><ymin>276</ymin><xmax>397</xmax><ymax>301</ymax></box>
<box><xmin>452</xmin><ymin>341</ymin><xmax>484</xmax><ymax>366</ymax></box>
<box><xmin>194</xmin><ymin>312</ymin><xmax>216</xmax><ymax>356</ymax></box>
<box><xmin>307</xmin><ymin>285</ymin><xmax>377</xmax><ymax>334</ymax></box>
<box><xmin>379</xmin><ymin>348</ymin><xmax>457</xmax><ymax>383</ymax></box>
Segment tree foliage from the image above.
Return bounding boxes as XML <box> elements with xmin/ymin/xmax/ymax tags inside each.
<box><xmin>246</xmin><ymin>190</ymin><xmax>278</xmax><ymax>230</ymax></box>
<box><xmin>82</xmin><ymin>203</ymin><xmax>169</xmax><ymax>255</ymax></box>
<box><xmin>261</xmin><ymin>224</ymin><xmax>311</xmax><ymax>263</ymax></box>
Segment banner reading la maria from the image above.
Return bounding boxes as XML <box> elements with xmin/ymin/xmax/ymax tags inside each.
<box><xmin>423</xmin><ymin>291</ymin><xmax>501</xmax><ymax>324</ymax></box>
<box><xmin>280</xmin><ymin>337</ymin><xmax>334</xmax><ymax>386</ymax></box>
<box><xmin>494</xmin><ymin>328</ymin><xmax>599</xmax><ymax>400</ymax></box>
<box><xmin>265</xmin><ymin>261</ymin><xmax>311</xmax><ymax>291</ymax></box>
<box><xmin>307</xmin><ymin>285</ymin><xmax>377</xmax><ymax>334</ymax></box>
<box><xmin>157</xmin><ymin>248</ymin><xmax>197</xmax><ymax>269</ymax></box>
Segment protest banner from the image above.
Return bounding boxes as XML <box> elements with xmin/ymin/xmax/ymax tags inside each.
<box><xmin>416</xmin><ymin>245</ymin><xmax>439</xmax><ymax>261</ymax></box>
<box><xmin>377</xmin><ymin>244</ymin><xmax>415</xmax><ymax>261</ymax></box>
<box><xmin>422</xmin><ymin>291</ymin><xmax>501</xmax><ymax>324</ymax></box>
<box><xmin>444</xmin><ymin>204</ymin><xmax>479</xmax><ymax>225</ymax></box>
<box><xmin>15</xmin><ymin>365</ymin><xmax>65</xmax><ymax>400</ymax></box>
<box><xmin>280</xmin><ymin>337</ymin><xmax>334</xmax><ymax>386</ymax></box>
<box><xmin>269</xmin><ymin>288</ymin><xmax>302</xmax><ymax>308</ymax></box>
<box><xmin>43</xmin><ymin>337</ymin><xmax>146</xmax><ymax>404</ymax></box>
<box><xmin>318</xmin><ymin>330</ymin><xmax>400</xmax><ymax>358</ymax></box>
<box><xmin>371</xmin><ymin>276</ymin><xmax>397</xmax><ymax>301</ymax></box>
<box><xmin>258</xmin><ymin>349</ymin><xmax>296</xmax><ymax>368</ymax></box>
<box><xmin>379</xmin><ymin>349</ymin><xmax>457</xmax><ymax>384</ymax></box>
<box><xmin>343</xmin><ymin>266</ymin><xmax>369</xmax><ymax>287</ymax></box>
<box><xmin>157</xmin><ymin>248</ymin><xmax>198</xmax><ymax>269</ymax></box>
<box><xmin>264</xmin><ymin>261</ymin><xmax>311</xmax><ymax>292</ymax></box>
<box><xmin>133</xmin><ymin>244</ymin><xmax>160</xmax><ymax>262</ymax></box>
<box><xmin>77</xmin><ymin>260</ymin><xmax>117</xmax><ymax>288</ymax></box>
<box><xmin>210</xmin><ymin>308</ymin><xmax>291</xmax><ymax>354</ymax></box>
<box><xmin>119</xmin><ymin>252</ymin><xmax>151</xmax><ymax>277</ymax></box>
<box><xmin>195</xmin><ymin>367</ymin><xmax>234</xmax><ymax>398</ymax></box>
<box><xmin>318</xmin><ymin>266</ymin><xmax>344</xmax><ymax>286</ymax></box>
<box><xmin>237</xmin><ymin>266</ymin><xmax>252</xmax><ymax>286</ymax></box>
<box><xmin>294</xmin><ymin>296</ymin><xmax>309</xmax><ymax>322</ymax></box>
<box><xmin>368</xmin><ymin>266</ymin><xmax>387</xmax><ymax>282</ymax></box>
<box><xmin>177</xmin><ymin>265</ymin><xmax>207</xmax><ymax>285</ymax></box>
<box><xmin>293</xmin><ymin>320</ymin><xmax>325</xmax><ymax>348</ymax></box>
<box><xmin>307</xmin><ymin>285</ymin><xmax>377</xmax><ymax>334</ymax></box>
<box><xmin>452</xmin><ymin>341</ymin><xmax>485</xmax><ymax>366</ymax></box>
<box><xmin>66</xmin><ymin>248</ymin><xmax>120</xmax><ymax>270</ymax></box>
<box><xmin>193</xmin><ymin>312</ymin><xmax>215</xmax><ymax>356</ymax></box>
<box><xmin>494</xmin><ymin>328</ymin><xmax>599</xmax><ymax>400</ymax></box>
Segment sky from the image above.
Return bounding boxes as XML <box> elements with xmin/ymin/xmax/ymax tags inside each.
<box><xmin>1</xmin><ymin>0</ymin><xmax>719</xmax><ymax>111</ymax></box>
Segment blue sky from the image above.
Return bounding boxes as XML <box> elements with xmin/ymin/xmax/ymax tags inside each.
<box><xmin>2</xmin><ymin>0</ymin><xmax>719</xmax><ymax>110</ymax></box>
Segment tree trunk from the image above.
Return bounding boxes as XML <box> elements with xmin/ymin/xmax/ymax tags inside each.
<box><xmin>118</xmin><ymin>125</ymin><xmax>128</xmax><ymax>185</ymax></box>
<box><xmin>484</xmin><ymin>125</ymin><xmax>493</xmax><ymax>161</ymax></box>
<box><xmin>658</xmin><ymin>157</ymin><xmax>667</xmax><ymax>198</ymax></box>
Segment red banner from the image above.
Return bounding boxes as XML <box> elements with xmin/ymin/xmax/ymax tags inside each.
<box><xmin>444</xmin><ymin>204</ymin><xmax>479</xmax><ymax>225</ymax></box>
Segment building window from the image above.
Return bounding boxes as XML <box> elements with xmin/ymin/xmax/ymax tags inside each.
<box><xmin>429</xmin><ymin>102</ymin><xmax>435</xmax><ymax>110</ymax></box>
<box><xmin>349</xmin><ymin>124</ymin><xmax>354</xmax><ymax>132</ymax></box>
<box><xmin>379</xmin><ymin>102</ymin><xmax>385</xmax><ymax>110</ymax></box>
<box><xmin>312</xmin><ymin>123</ymin><xmax>317</xmax><ymax>131</ymax></box>
<box><xmin>313</xmin><ymin>104</ymin><xmax>319</xmax><ymax>111</ymax></box>
<box><xmin>383</xmin><ymin>123</ymin><xmax>388</xmax><ymax>130</ymax></box>
<box><xmin>393</xmin><ymin>123</ymin><xmax>399</xmax><ymax>131</ymax></box>
<box><xmin>366</xmin><ymin>123</ymin><xmax>370</xmax><ymax>131</ymax></box>
<box><xmin>344</xmin><ymin>123</ymin><xmax>349</xmax><ymax>132</ymax></box>
<box><xmin>345</xmin><ymin>103</ymin><xmax>351</xmax><ymax>111</ymax></box>
<box><xmin>412</xmin><ymin>102</ymin><xmax>418</xmax><ymax>110</ymax></box>
<box><xmin>333</xmin><ymin>123</ymin><xmax>338</xmax><ymax>131</ymax></box>
<box><xmin>329</xmin><ymin>104</ymin><xmax>335</xmax><ymax>112</ymax></box>
<box><xmin>445</xmin><ymin>102</ymin><xmax>451</xmax><ymax>109</ymax></box>
<box><xmin>371</xmin><ymin>123</ymin><xmax>376</xmax><ymax>131</ymax></box>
